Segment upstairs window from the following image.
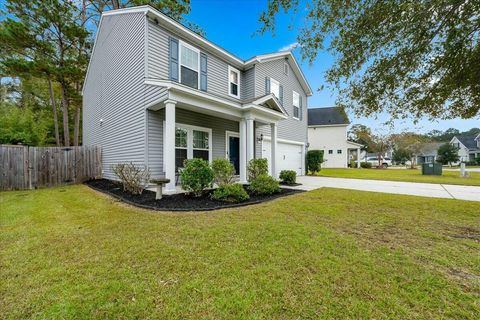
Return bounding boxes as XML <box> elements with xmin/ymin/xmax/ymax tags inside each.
<box><xmin>228</xmin><ymin>66</ymin><xmax>240</xmax><ymax>98</ymax></box>
<box><xmin>179</xmin><ymin>42</ymin><xmax>199</xmax><ymax>89</ymax></box>
<box><xmin>293</xmin><ymin>91</ymin><xmax>300</xmax><ymax>119</ymax></box>
<box><xmin>270</xmin><ymin>78</ymin><xmax>280</xmax><ymax>98</ymax></box>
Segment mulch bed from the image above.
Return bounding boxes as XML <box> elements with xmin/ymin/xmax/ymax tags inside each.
<box><xmin>85</xmin><ymin>179</ymin><xmax>303</xmax><ymax>212</ymax></box>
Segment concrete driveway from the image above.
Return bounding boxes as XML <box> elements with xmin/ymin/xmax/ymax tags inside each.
<box><xmin>292</xmin><ymin>176</ymin><xmax>480</xmax><ymax>202</ymax></box>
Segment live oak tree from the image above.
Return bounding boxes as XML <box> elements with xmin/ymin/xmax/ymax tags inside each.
<box><xmin>259</xmin><ymin>0</ymin><xmax>480</xmax><ymax>120</ymax></box>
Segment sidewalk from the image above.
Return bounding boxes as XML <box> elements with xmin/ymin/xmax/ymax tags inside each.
<box><xmin>292</xmin><ymin>176</ymin><xmax>480</xmax><ymax>202</ymax></box>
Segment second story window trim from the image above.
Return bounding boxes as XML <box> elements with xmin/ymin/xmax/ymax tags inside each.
<box><xmin>292</xmin><ymin>90</ymin><xmax>300</xmax><ymax>120</ymax></box>
<box><xmin>270</xmin><ymin>77</ymin><xmax>280</xmax><ymax>98</ymax></box>
<box><xmin>179</xmin><ymin>40</ymin><xmax>200</xmax><ymax>89</ymax></box>
<box><xmin>228</xmin><ymin>66</ymin><xmax>240</xmax><ymax>98</ymax></box>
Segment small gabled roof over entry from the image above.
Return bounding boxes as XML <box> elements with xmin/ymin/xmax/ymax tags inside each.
<box><xmin>243</xmin><ymin>94</ymin><xmax>288</xmax><ymax>116</ymax></box>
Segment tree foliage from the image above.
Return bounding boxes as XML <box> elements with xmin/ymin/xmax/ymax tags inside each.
<box><xmin>437</xmin><ymin>143</ymin><xmax>460</xmax><ymax>165</ymax></box>
<box><xmin>259</xmin><ymin>0</ymin><xmax>480</xmax><ymax>120</ymax></box>
<box><xmin>0</xmin><ymin>0</ymin><xmax>199</xmax><ymax>146</ymax></box>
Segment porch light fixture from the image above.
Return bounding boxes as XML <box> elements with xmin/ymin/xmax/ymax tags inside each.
<box><xmin>99</xmin><ymin>118</ymin><xmax>104</xmax><ymax>126</ymax></box>
<box><xmin>257</xmin><ymin>134</ymin><xmax>263</xmax><ymax>142</ymax></box>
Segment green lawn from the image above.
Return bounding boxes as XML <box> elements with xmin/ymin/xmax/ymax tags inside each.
<box><xmin>1</xmin><ymin>185</ymin><xmax>479</xmax><ymax>319</ymax></box>
<box><xmin>315</xmin><ymin>168</ymin><xmax>480</xmax><ymax>186</ymax></box>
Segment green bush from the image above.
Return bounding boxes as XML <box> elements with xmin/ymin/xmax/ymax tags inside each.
<box><xmin>247</xmin><ymin>158</ymin><xmax>268</xmax><ymax>182</ymax></box>
<box><xmin>211</xmin><ymin>183</ymin><xmax>250</xmax><ymax>203</ymax></box>
<box><xmin>475</xmin><ymin>156</ymin><xmax>480</xmax><ymax>165</ymax></box>
<box><xmin>211</xmin><ymin>158</ymin><xmax>235</xmax><ymax>187</ymax></box>
<box><xmin>360</xmin><ymin>162</ymin><xmax>372</xmax><ymax>168</ymax></box>
<box><xmin>279</xmin><ymin>170</ymin><xmax>296</xmax><ymax>185</ymax></box>
<box><xmin>248</xmin><ymin>174</ymin><xmax>280</xmax><ymax>195</ymax></box>
<box><xmin>180</xmin><ymin>158</ymin><xmax>214</xmax><ymax>197</ymax></box>
<box><xmin>307</xmin><ymin>150</ymin><xmax>324</xmax><ymax>173</ymax></box>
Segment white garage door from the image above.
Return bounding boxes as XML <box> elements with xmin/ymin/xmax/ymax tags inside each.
<box><xmin>262</xmin><ymin>140</ymin><xmax>303</xmax><ymax>175</ymax></box>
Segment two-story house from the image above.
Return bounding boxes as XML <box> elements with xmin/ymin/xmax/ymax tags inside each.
<box><xmin>82</xmin><ymin>6</ymin><xmax>312</xmax><ymax>192</ymax></box>
<box><xmin>450</xmin><ymin>134</ymin><xmax>480</xmax><ymax>163</ymax></box>
<box><xmin>307</xmin><ymin>107</ymin><xmax>362</xmax><ymax>168</ymax></box>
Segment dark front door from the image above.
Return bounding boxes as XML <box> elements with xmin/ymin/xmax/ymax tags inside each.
<box><xmin>228</xmin><ymin>136</ymin><xmax>240</xmax><ymax>174</ymax></box>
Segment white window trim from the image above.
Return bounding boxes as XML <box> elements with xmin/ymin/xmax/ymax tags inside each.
<box><xmin>228</xmin><ymin>66</ymin><xmax>241</xmax><ymax>98</ymax></box>
<box><xmin>270</xmin><ymin>77</ymin><xmax>280</xmax><ymax>98</ymax></box>
<box><xmin>292</xmin><ymin>90</ymin><xmax>300</xmax><ymax>120</ymax></box>
<box><xmin>165</xmin><ymin>121</ymin><xmax>213</xmax><ymax>165</ymax></box>
<box><xmin>284</xmin><ymin>62</ymin><xmax>289</xmax><ymax>75</ymax></box>
<box><xmin>179</xmin><ymin>40</ymin><xmax>201</xmax><ymax>89</ymax></box>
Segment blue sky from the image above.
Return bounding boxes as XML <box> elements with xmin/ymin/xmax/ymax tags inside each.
<box><xmin>186</xmin><ymin>0</ymin><xmax>479</xmax><ymax>133</ymax></box>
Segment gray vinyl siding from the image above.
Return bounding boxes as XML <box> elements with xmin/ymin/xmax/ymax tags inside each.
<box><xmin>147</xmin><ymin>107</ymin><xmax>239</xmax><ymax>177</ymax></box>
<box><xmin>147</xmin><ymin>19</ymin><xmax>246</xmax><ymax>102</ymax></box>
<box><xmin>241</xmin><ymin>67</ymin><xmax>255</xmax><ymax>100</ymax></box>
<box><xmin>253</xmin><ymin>59</ymin><xmax>308</xmax><ymax>158</ymax></box>
<box><xmin>82</xmin><ymin>12</ymin><xmax>147</xmax><ymax>180</ymax></box>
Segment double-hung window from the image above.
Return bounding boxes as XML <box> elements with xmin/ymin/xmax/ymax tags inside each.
<box><xmin>270</xmin><ymin>78</ymin><xmax>280</xmax><ymax>98</ymax></box>
<box><xmin>292</xmin><ymin>91</ymin><xmax>300</xmax><ymax>119</ymax></box>
<box><xmin>174</xmin><ymin>124</ymin><xmax>211</xmax><ymax>170</ymax></box>
<box><xmin>175</xmin><ymin>128</ymin><xmax>188</xmax><ymax>169</ymax></box>
<box><xmin>228</xmin><ymin>66</ymin><xmax>240</xmax><ymax>98</ymax></box>
<box><xmin>179</xmin><ymin>41</ymin><xmax>200</xmax><ymax>89</ymax></box>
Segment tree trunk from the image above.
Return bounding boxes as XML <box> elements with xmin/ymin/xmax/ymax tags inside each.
<box><xmin>73</xmin><ymin>106</ymin><xmax>80</xmax><ymax>146</ymax></box>
<box><xmin>60</xmin><ymin>84</ymin><xmax>70</xmax><ymax>147</ymax></box>
<box><xmin>48</xmin><ymin>79</ymin><xmax>61</xmax><ymax>146</ymax></box>
<box><xmin>111</xmin><ymin>0</ymin><xmax>120</xmax><ymax>9</ymax></box>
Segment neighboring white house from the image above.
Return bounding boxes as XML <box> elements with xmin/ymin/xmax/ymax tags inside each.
<box><xmin>307</xmin><ymin>107</ymin><xmax>362</xmax><ymax>168</ymax></box>
<box><xmin>450</xmin><ymin>134</ymin><xmax>480</xmax><ymax>162</ymax></box>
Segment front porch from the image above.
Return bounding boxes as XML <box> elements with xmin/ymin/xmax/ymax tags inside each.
<box><xmin>145</xmin><ymin>84</ymin><xmax>288</xmax><ymax>193</ymax></box>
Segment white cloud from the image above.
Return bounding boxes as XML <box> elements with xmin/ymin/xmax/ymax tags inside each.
<box><xmin>278</xmin><ymin>42</ymin><xmax>299</xmax><ymax>52</ymax></box>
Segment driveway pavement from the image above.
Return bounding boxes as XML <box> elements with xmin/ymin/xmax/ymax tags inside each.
<box><xmin>292</xmin><ymin>176</ymin><xmax>480</xmax><ymax>202</ymax></box>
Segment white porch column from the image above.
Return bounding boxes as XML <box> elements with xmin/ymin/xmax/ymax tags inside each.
<box><xmin>164</xmin><ymin>100</ymin><xmax>176</xmax><ymax>192</ymax></box>
<box><xmin>246</xmin><ymin>118</ymin><xmax>255</xmax><ymax>163</ymax></box>
<box><xmin>270</xmin><ymin>123</ymin><xmax>278</xmax><ymax>178</ymax></box>
<box><xmin>239</xmin><ymin>119</ymin><xmax>247</xmax><ymax>183</ymax></box>
<box><xmin>357</xmin><ymin>148</ymin><xmax>361</xmax><ymax>168</ymax></box>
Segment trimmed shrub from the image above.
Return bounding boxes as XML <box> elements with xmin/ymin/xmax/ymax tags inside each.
<box><xmin>279</xmin><ymin>170</ymin><xmax>296</xmax><ymax>185</ymax></box>
<box><xmin>248</xmin><ymin>174</ymin><xmax>280</xmax><ymax>195</ymax></box>
<box><xmin>360</xmin><ymin>162</ymin><xmax>372</xmax><ymax>169</ymax></box>
<box><xmin>211</xmin><ymin>183</ymin><xmax>250</xmax><ymax>203</ymax></box>
<box><xmin>475</xmin><ymin>156</ymin><xmax>480</xmax><ymax>165</ymax></box>
<box><xmin>307</xmin><ymin>150</ymin><xmax>324</xmax><ymax>173</ymax></box>
<box><xmin>180</xmin><ymin>158</ymin><xmax>214</xmax><ymax>197</ymax></box>
<box><xmin>112</xmin><ymin>162</ymin><xmax>151</xmax><ymax>195</ymax></box>
<box><xmin>211</xmin><ymin>158</ymin><xmax>235</xmax><ymax>187</ymax></box>
<box><xmin>247</xmin><ymin>158</ymin><xmax>268</xmax><ymax>182</ymax></box>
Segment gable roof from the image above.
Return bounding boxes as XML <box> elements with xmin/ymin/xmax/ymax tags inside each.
<box><xmin>243</xmin><ymin>94</ymin><xmax>288</xmax><ymax>116</ymax></box>
<box><xmin>453</xmin><ymin>134</ymin><xmax>480</xmax><ymax>150</ymax></box>
<box><xmin>308</xmin><ymin>107</ymin><xmax>350</xmax><ymax>126</ymax></box>
<box><xmin>96</xmin><ymin>5</ymin><xmax>312</xmax><ymax>96</ymax></box>
<box><xmin>418</xmin><ymin>142</ymin><xmax>444</xmax><ymax>156</ymax></box>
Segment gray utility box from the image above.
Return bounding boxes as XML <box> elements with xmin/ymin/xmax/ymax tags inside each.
<box><xmin>422</xmin><ymin>163</ymin><xmax>443</xmax><ymax>175</ymax></box>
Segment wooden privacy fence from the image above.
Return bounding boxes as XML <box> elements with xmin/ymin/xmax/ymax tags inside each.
<box><xmin>0</xmin><ymin>145</ymin><xmax>102</xmax><ymax>191</ymax></box>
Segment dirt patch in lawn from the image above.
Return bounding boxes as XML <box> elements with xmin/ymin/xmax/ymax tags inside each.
<box><xmin>85</xmin><ymin>179</ymin><xmax>303</xmax><ymax>211</ymax></box>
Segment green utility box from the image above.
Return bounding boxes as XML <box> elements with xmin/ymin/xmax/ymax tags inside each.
<box><xmin>422</xmin><ymin>163</ymin><xmax>443</xmax><ymax>175</ymax></box>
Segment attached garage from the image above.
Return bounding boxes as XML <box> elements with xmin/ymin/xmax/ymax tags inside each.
<box><xmin>261</xmin><ymin>139</ymin><xmax>304</xmax><ymax>176</ymax></box>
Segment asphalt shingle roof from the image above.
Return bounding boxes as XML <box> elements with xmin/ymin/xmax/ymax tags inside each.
<box><xmin>456</xmin><ymin>134</ymin><xmax>480</xmax><ymax>150</ymax></box>
<box><xmin>308</xmin><ymin>107</ymin><xmax>350</xmax><ymax>126</ymax></box>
